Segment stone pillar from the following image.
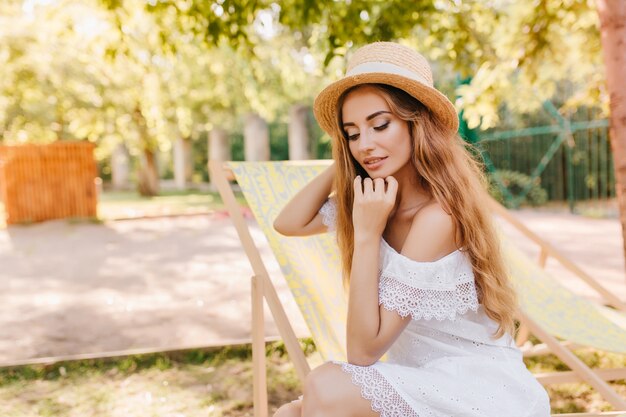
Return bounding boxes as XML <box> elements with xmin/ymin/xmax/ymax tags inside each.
<box><xmin>244</xmin><ymin>113</ymin><xmax>270</xmax><ymax>161</ymax></box>
<box><xmin>111</xmin><ymin>143</ymin><xmax>130</xmax><ymax>190</ymax></box>
<box><xmin>173</xmin><ymin>138</ymin><xmax>192</xmax><ymax>190</ymax></box>
<box><xmin>209</xmin><ymin>128</ymin><xmax>231</xmax><ymax>161</ymax></box>
<box><xmin>288</xmin><ymin>104</ymin><xmax>311</xmax><ymax>160</ymax></box>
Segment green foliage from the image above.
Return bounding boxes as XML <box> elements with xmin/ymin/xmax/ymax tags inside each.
<box><xmin>124</xmin><ymin>0</ymin><xmax>605</xmax><ymax>130</ymax></box>
<box><xmin>488</xmin><ymin>170</ymin><xmax>549</xmax><ymax>207</ymax></box>
<box><xmin>1</xmin><ymin>0</ymin><xmax>609</xmax><ymax>191</ymax></box>
<box><xmin>1</xmin><ymin>0</ymin><xmax>329</xmax><ymax>173</ymax></box>
<box><xmin>0</xmin><ymin>339</ymin><xmax>316</xmax><ymax>387</ymax></box>
<box><xmin>0</xmin><ymin>353</ymin><xmax>174</xmax><ymax>386</ymax></box>
<box><xmin>97</xmin><ymin>189</ymin><xmax>249</xmax><ymax>220</ymax></box>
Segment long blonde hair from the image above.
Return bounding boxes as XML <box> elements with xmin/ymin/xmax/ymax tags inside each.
<box><xmin>332</xmin><ymin>83</ymin><xmax>517</xmax><ymax>338</ymax></box>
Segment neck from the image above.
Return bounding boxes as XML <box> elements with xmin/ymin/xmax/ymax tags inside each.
<box><xmin>392</xmin><ymin>163</ymin><xmax>431</xmax><ymax>214</ymax></box>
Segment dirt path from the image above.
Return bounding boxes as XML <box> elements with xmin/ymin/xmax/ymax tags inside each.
<box><xmin>496</xmin><ymin>209</ymin><xmax>625</xmax><ymax>301</ymax></box>
<box><xmin>0</xmin><ymin>214</ymin><xmax>307</xmax><ymax>365</ymax></box>
<box><xmin>0</xmin><ymin>209</ymin><xmax>623</xmax><ymax>365</ymax></box>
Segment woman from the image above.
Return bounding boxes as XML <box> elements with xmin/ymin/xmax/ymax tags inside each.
<box><xmin>273</xmin><ymin>42</ymin><xmax>550</xmax><ymax>417</ymax></box>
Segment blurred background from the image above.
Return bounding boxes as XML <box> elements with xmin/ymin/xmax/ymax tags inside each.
<box><xmin>0</xmin><ymin>0</ymin><xmax>617</xmax><ymax>215</ymax></box>
<box><xmin>0</xmin><ymin>1</ymin><xmax>624</xmax><ymax>416</ymax></box>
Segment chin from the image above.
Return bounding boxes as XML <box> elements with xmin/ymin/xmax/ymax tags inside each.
<box><xmin>365</xmin><ymin>167</ymin><xmax>395</xmax><ymax>179</ymax></box>
<box><xmin>368</xmin><ymin>173</ymin><xmax>387</xmax><ymax>179</ymax></box>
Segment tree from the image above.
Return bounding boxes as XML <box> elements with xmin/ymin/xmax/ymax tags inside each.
<box><xmin>596</xmin><ymin>0</ymin><xmax>626</xmax><ymax>263</ymax></box>
<box><xmin>6</xmin><ymin>0</ymin><xmax>622</xmax><ymax>240</ymax></box>
<box><xmin>127</xmin><ymin>0</ymin><xmax>626</xmax><ymax>264</ymax></box>
<box><xmin>2</xmin><ymin>0</ymin><xmax>334</xmax><ymax>195</ymax></box>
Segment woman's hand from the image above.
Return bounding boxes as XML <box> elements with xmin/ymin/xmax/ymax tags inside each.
<box><xmin>352</xmin><ymin>176</ymin><xmax>398</xmax><ymax>241</ymax></box>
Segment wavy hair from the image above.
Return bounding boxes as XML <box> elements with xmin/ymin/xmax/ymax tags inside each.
<box><xmin>331</xmin><ymin>83</ymin><xmax>517</xmax><ymax>338</ymax></box>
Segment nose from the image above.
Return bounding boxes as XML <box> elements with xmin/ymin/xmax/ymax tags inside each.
<box><xmin>357</xmin><ymin>129</ymin><xmax>375</xmax><ymax>154</ymax></box>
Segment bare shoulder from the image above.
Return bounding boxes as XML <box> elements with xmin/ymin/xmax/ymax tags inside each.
<box><xmin>400</xmin><ymin>201</ymin><xmax>458</xmax><ymax>262</ymax></box>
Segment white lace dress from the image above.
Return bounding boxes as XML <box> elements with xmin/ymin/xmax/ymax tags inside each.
<box><xmin>319</xmin><ymin>200</ymin><xmax>550</xmax><ymax>417</ymax></box>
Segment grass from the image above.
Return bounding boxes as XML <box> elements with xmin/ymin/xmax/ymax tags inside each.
<box><xmin>0</xmin><ymin>189</ymin><xmax>249</xmax><ymax>228</ymax></box>
<box><xmin>0</xmin><ymin>341</ymin><xmax>319</xmax><ymax>417</ymax></box>
<box><xmin>524</xmin><ymin>348</ymin><xmax>626</xmax><ymax>414</ymax></box>
<box><xmin>98</xmin><ymin>189</ymin><xmax>248</xmax><ymax>221</ymax></box>
<box><xmin>0</xmin><ymin>340</ymin><xmax>624</xmax><ymax>416</ymax></box>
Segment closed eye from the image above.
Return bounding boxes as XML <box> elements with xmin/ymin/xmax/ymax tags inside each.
<box><xmin>374</xmin><ymin>122</ymin><xmax>390</xmax><ymax>131</ymax></box>
<box><xmin>345</xmin><ymin>122</ymin><xmax>389</xmax><ymax>141</ymax></box>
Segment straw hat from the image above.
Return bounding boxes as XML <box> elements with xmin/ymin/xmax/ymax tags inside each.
<box><xmin>313</xmin><ymin>42</ymin><xmax>459</xmax><ymax>136</ymax></box>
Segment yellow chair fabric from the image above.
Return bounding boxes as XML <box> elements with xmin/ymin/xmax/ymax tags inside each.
<box><xmin>229</xmin><ymin>161</ymin><xmax>346</xmax><ymax>361</ymax></box>
<box><xmin>228</xmin><ymin>160</ymin><xmax>626</xmax><ymax>359</ymax></box>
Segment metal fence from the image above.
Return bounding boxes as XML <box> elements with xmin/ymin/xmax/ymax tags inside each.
<box><xmin>472</xmin><ymin>102</ymin><xmax>615</xmax><ymax>210</ymax></box>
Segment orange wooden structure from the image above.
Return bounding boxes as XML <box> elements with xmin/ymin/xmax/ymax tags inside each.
<box><xmin>0</xmin><ymin>142</ymin><xmax>97</xmax><ymax>225</ymax></box>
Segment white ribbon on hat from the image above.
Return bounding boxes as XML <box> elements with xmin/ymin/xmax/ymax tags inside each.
<box><xmin>346</xmin><ymin>62</ymin><xmax>433</xmax><ymax>87</ymax></box>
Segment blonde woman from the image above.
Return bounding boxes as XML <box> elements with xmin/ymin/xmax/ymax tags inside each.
<box><xmin>273</xmin><ymin>42</ymin><xmax>550</xmax><ymax>417</ymax></box>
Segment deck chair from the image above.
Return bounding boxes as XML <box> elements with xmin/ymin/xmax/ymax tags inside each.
<box><xmin>208</xmin><ymin>159</ymin><xmax>626</xmax><ymax>417</ymax></box>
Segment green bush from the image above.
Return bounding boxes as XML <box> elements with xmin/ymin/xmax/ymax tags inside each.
<box><xmin>488</xmin><ymin>170</ymin><xmax>548</xmax><ymax>208</ymax></box>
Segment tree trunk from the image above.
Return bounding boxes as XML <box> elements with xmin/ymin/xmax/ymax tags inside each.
<box><xmin>137</xmin><ymin>148</ymin><xmax>159</xmax><ymax>197</ymax></box>
<box><xmin>133</xmin><ymin>105</ymin><xmax>159</xmax><ymax>197</ymax></box>
<box><xmin>597</xmin><ymin>0</ymin><xmax>626</xmax><ymax>272</ymax></box>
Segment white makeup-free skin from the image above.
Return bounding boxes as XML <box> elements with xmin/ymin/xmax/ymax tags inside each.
<box><xmin>272</xmin><ymin>86</ymin><xmax>459</xmax><ymax>417</ymax></box>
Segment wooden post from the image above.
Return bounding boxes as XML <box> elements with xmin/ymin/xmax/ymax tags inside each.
<box><xmin>209</xmin><ymin>128</ymin><xmax>231</xmax><ymax>162</ymax></box>
<box><xmin>252</xmin><ymin>275</ymin><xmax>268</xmax><ymax>417</ymax></box>
<box><xmin>288</xmin><ymin>104</ymin><xmax>311</xmax><ymax>160</ymax></box>
<box><xmin>538</xmin><ymin>248</ymin><xmax>548</xmax><ymax>268</ymax></box>
<box><xmin>244</xmin><ymin>113</ymin><xmax>270</xmax><ymax>162</ymax></box>
<box><xmin>515</xmin><ymin>324</ymin><xmax>530</xmax><ymax>346</ymax></box>
<box><xmin>518</xmin><ymin>310</ymin><xmax>626</xmax><ymax>409</ymax></box>
<box><xmin>111</xmin><ymin>143</ymin><xmax>131</xmax><ymax>190</ymax></box>
<box><xmin>174</xmin><ymin>138</ymin><xmax>191</xmax><ymax>190</ymax></box>
<box><xmin>208</xmin><ymin>160</ymin><xmax>311</xmax><ymax>384</ymax></box>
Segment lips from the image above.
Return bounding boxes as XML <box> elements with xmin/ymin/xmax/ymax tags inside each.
<box><xmin>363</xmin><ymin>156</ymin><xmax>387</xmax><ymax>170</ymax></box>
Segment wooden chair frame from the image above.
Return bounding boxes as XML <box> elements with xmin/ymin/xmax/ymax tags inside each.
<box><xmin>209</xmin><ymin>159</ymin><xmax>626</xmax><ymax>417</ymax></box>
<box><xmin>487</xmin><ymin>197</ymin><xmax>626</xmax><ymax>408</ymax></box>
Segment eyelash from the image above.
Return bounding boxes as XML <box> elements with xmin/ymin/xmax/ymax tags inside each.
<box><xmin>346</xmin><ymin>122</ymin><xmax>390</xmax><ymax>141</ymax></box>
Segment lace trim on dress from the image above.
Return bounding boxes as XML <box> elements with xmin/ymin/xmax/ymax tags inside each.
<box><xmin>379</xmin><ymin>241</ymin><xmax>479</xmax><ymax>320</ymax></box>
<box><xmin>319</xmin><ymin>196</ymin><xmax>480</xmax><ymax>320</ymax></box>
<box><xmin>333</xmin><ymin>361</ymin><xmax>418</xmax><ymax>417</ymax></box>
<box><xmin>319</xmin><ymin>198</ymin><xmax>336</xmax><ymax>231</ymax></box>
<box><xmin>379</xmin><ymin>276</ymin><xmax>479</xmax><ymax>320</ymax></box>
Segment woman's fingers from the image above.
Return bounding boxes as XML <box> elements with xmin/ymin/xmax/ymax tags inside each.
<box><xmin>363</xmin><ymin>177</ymin><xmax>373</xmax><ymax>195</ymax></box>
<box><xmin>355</xmin><ymin>176</ymin><xmax>398</xmax><ymax>201</ymax></box>
<box><xmin>353</xmin><ymin>176</ymin><xmax>362</xmax><ymax>198</ymax></box>
<box><xmin>373</xmin><ymin>178</ymin><xmax>385</xmax><ymax>195</ymax></box>
<box><xmin>385</xmin><ymin>176</ymin><xmax>398</xmax><ymax>200</ymax></box>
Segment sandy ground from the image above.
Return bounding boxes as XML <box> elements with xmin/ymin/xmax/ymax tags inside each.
<box><xmin>0</xmin><ymin>209</ymin><xmax>624</xmax><ymax>365</ymax></box>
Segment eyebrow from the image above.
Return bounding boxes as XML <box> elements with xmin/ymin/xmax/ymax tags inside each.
<box><xmin>342</xmin><ymin>111</ymin><xmax>391</xmax><ymax>127</ymax></box>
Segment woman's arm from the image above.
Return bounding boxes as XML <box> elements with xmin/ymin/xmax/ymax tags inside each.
<box><xmin>346</xmin><ymin>178</ymin><xmax>456</xmax><ymax>366</ymax></box>
<box><xmin>273</xmin><ymin>163</ymin><xmax>336</xmax><ymax>237</ymax></box>
<box><xmin>347</xmin><ymin>236</ymin><xmax>412</xmax><ymax>366</ymax></box>
<box><xmin>346</xmin><ymin>175</ymin><xmax>408</xmax><ymax>365</ymax></box>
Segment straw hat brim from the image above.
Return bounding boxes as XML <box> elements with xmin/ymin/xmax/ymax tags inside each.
<box><xmin>313</xmin><ymin>72</ymin><xmax>459</xmax><ymax>137</ymax></box>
